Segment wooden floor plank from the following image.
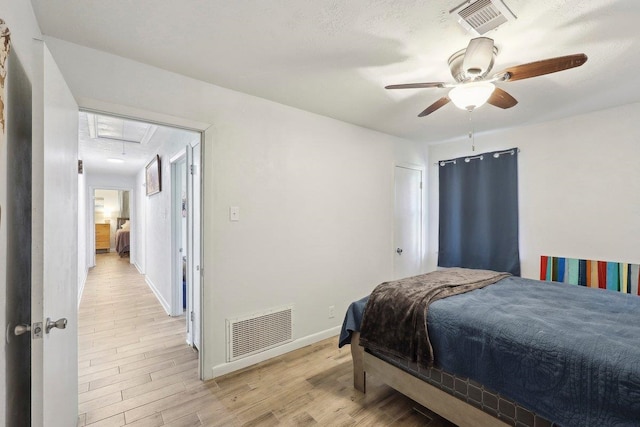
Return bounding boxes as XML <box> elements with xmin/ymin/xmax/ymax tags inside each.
<box><xmin>80</xmin><ymin>375</ymin><xmax>152</xmax><ymax>405</ymax></box>
<box><xmin>79</xmin><ymin>253</ymin><xmax>455</xmax><ymax>426</ymax></box>
<box><xmin>122</xmin><ymin>413</ymin><xmax>163</xmax><ymax>427</ymax></box>
<box><xmin>163</xmin><ymin>413</ymin><xmax>202</xmax><ymax>427</ymax></box>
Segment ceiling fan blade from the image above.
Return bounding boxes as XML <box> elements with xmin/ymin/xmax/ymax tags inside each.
<box><xmin>498</xmin><ymin>54</ymin><xmax>588</xmax><ymax>82</ymax></box>
<box><xmin>487</xmin><ymin>87</ymin><xmax>518</xmax><ymax>109</ymax></box>
<box><xmin>418</xmin><ymin>97</ymin><xmax>450</xmax><ymax>117</ymax></box>
<box><xmin>385</xmin><ymin>82</ymin><xmax>446</xmax><ymax>89</ymax></box>
<box><xmin>462</xmin><ymin>37</ymin><xmax>495</xmax><ymax>77</ymax></box>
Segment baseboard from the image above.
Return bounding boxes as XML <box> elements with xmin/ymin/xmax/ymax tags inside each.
<box><xmin>134</xmin><ymin>261</ymin><xmax>144</xmax><ymax>275</ymax></box>
<box><xmin>209</xmin><ymin>325</ymin><xmax>341</xmax><ymax>379</ymax></box>
<box><xmin>77</xmin><ymin>267</ymin><xmax>89</xmax><ymax>308</ymax></box>
<box><xmin>145</xmin><ymin>275</ymin><xmax>171</xmax><ymax>315</ymax></box>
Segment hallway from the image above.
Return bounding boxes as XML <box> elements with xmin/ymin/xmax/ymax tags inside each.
<box><xmin>77</xmin><ymin>253</ymin><xmax>202</xmax><ymax>426</ymax></box>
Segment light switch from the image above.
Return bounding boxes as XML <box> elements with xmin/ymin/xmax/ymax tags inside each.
<box><xmin>229</xmin><ymin>206</ymin><xmax>240</xmax><ymax>221</ymax></box>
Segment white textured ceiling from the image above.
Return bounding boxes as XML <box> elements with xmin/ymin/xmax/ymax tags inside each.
<box><xmin>31</xmin><ymin>0</ymin><xmax>640</xmax><ymax>142</ymax></box>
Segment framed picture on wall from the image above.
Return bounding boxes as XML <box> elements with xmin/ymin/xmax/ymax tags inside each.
<box><xmin>94</xmin><ymin>197</ymin><xmax>104</xmax><ymax>210</ymax></box>
<box><xmin>145</xmin><ymin>154</ymin><xmax>161</xmax><ymax>196</ymax></box>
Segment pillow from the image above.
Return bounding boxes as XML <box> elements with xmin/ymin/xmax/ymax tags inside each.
<box><xmin>121</xmin><ymin>220</ymin><xmax>130</xmax><ymax>231</ymax></box>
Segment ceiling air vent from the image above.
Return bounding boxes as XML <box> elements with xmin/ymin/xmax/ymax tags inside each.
<box><xmin>450</xmin><ymin>0</ymin><xmax>516</xmax><ymax>35</ymax></box>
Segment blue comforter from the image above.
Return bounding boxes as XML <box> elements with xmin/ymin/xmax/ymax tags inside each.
<box><xmin>338</xmin><ymin>295</ymin><xmax>368</xmax><ymax>348</ymax></box>
<box><xmin>342</xmin><ymin>276</ymin><xmax>640</xmax><ymax>427</ymax></box>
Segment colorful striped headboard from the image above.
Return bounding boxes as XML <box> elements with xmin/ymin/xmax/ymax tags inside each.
<box><xmin>540</xmin><ymin>256</ymin><xmax>640</xmax><ymax>295</ymax></box>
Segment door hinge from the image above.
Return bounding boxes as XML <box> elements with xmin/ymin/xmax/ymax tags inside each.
<box><xmin>190</xmin><ymin>311</ymin><xmax>194</xmax><ymax>322</ymax></box>
<box><xmin>420</xmin><ymin>181</ymin><xmax>423</xmax><ymax>190</ymax></box>
<box><xmin>190</xmin><ymin>165</ymin><xmax>197</xmax><ymax>175</ymax></box>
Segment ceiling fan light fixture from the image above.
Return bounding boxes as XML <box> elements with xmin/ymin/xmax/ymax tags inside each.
<box><xmin>449</xmin><ymin>82</ymin><xmax>495</xmax><ymax>111</ymax></box>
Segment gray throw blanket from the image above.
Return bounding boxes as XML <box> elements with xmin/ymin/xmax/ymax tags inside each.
<box><xmin>359</xmin><ymin>268</ymin><xmax>510</xmax><ymax>367</ymax></box>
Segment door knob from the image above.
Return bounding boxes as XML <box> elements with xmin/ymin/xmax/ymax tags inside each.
<box><xmin>396</xmin><ymin>248</ymin><xmax>403</xmax><ymax>255</ymax></box>
<box><xmin>12</xmin><ymin>322</ymin><xmax>43</xmax><ymax>338</ymax></box>
<box><xmin>45</xmin><ymin>317</ymin><xmax>67</xmax><ymax>334</ymax></box>
<box><xmin>14</xmin><ymin>324</ymin><xmax>31</xmax><ymax>336</ymax></box>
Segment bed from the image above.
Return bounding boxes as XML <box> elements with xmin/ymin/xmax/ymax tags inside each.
<box><xmin>340</xmin><ymin>268</ymin><xmax>640</xmax><ymax>427</ymax></box>
<box><xmin>115</xmin><ymin>217</ymin><xmax>130</xmax><ymax>257</ymax></box>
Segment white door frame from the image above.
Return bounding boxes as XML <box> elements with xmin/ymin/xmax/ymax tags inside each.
<box><xmin>88</xmin><ymin>185</ymin><xmax>135</xmax><ymax>267</ymax></box>
<box><xmin>193</xmin><ymin>133</ymin><xmax>205</xmax><ymax>378</ymax></box>
<box><xmin>74</xmin><ymin>104</ymin><xmax>208</xmax><ymax>380</ymax></box>
<box><xmin>188</xmin><ymin>141</ymin><xmax>202</xmax><ymax>350</ymax></box>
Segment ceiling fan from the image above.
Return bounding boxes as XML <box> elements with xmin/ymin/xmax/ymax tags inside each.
<box><xmin>386</xmin><ymin>37</ymin><xmax>587</xmax><ymax>117</ymax></box>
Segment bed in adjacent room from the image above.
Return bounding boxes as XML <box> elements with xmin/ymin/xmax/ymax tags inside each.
<box><xmin>340</xmin><ymin>268</ymin><xmax>640</xmax><ymax>427</ymax></box>
<box><xmin>115</xmin><ymin>217</ymin><xmax>130</xmax><ymax>257</ymax></box>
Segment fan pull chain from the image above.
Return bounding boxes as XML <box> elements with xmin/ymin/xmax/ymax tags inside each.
<box><xmin>468</xmin><ymin>110</ymin><xmax>475</xmax><ymax>151</ymax></box>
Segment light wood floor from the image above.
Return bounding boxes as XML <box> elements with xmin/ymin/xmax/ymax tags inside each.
<box><xmin>78</xmin><ymin>253</ymin><xmax>454</xmax><ymax>426</ymax></box>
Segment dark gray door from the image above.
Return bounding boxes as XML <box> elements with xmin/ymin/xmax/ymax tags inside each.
<box><xmin>5</xmin><ymin>50</ymin><xmax>33</xmax><ymax>426</ymax></box>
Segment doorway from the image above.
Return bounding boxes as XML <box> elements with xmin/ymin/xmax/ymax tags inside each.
<box><xmin>92</xmin><ymin>189</ymin><xmax>132</xmax><ymax>259</ymax></box>
<box><xmin>393</xmin><ymin>165</ymin><xmax>424</xmax><ymax>279</ymax></box>
<box><xmin>78</xmin><ymin>111</ymin><xmax>204</xmax><ymax>373</ymax></box>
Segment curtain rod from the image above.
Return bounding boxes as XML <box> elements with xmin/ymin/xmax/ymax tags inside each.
<box><xmin>435</xmin><ymin>148</ymin><xmax>520</xmax><ymax>166</ymax></box>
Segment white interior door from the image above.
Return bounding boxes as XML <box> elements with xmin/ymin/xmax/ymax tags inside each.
<box><xmin>171</xmin><ymin>142</ymin><xmax>201</xmax><ymax>354</ymax></box>
<box><xmin>394</xmin><ymin>165</ymin><xmax>423</xmax><ymax>279</ymax></box>
<box><xmin>171</xmin><ymin>154</ymin><xmax>187</xmax><ymax>317</ymax></box>
<box><xmin>4</xmin><ymin>40</ymin><xmax>34</xmax><ymax>426</ymax></box>
<box><xmin>189</xmin><ymin>142</ymin><xmax>201</xmax><ymax>350</ymax></box>
<box><xmin>31</xmin><ymin>42</ymin><xmax>79</xmax><ymax>427</ymax></box>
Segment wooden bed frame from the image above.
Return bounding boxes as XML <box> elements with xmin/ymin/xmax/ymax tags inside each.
<box><xmin>350</xmin><ymin>332</ymin><xmax>508</xmax><ymax>427</ymax></box>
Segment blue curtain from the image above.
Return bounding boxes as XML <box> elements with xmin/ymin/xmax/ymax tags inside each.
<box><xmin>438</xmin><ymin>148</ymin><xmax>520</xmax><ymax>276</ymax></box>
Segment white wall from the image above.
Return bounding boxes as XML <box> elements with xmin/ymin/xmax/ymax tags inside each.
<box><xmin>141</xmin><ymin>145</ymin><xmax>191</xmax><ymax>315</ymax></box>
<box><xmin>427</xmin><ymin>103</ymin><xmax>640</xmax><ymax>279</ymax></box>
<box><xmin>125</xmin><ymin>129</ymin><xmax>198</xmax><ymax>314</ymax></box>
<box><xmin>44</xmin><ymin>37</ymin><xmax>427</xmax><ymax>378</ymax></box>
<box><xmin>134</xmin><ymin>169</ymin><xmax>146</xmax><ymax>273</ymax></box>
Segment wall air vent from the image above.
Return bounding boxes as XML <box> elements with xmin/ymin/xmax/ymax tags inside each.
<box><xmin>450</xmin><ymin>0</ymin><xmax>516</xmax><ymax>35</ymax></box>
<box><xmin>226</xmin><ymin>305</ymin><xmax>293</xmax><ymax>362</ymax></box>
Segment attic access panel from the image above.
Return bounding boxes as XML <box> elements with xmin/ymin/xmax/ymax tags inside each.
<box><xmin>86</xmin><ymin>112</ymin><xmax>157</xmax><ymax>144</ymax></box>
